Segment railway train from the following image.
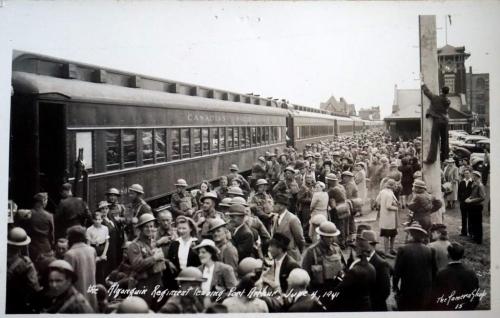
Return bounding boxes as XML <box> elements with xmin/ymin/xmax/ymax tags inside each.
<box><xmin>9</xmin><ymin>52</ymin><xmax>384</xmax><ymax>210</ymax></box>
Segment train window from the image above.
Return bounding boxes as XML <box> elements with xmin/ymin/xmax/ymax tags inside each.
<box><xmin>262</xmin><ymin>127</ymin><xmax>268</xmax><ymax>144</ymax></box>
<box><xmin>142</xmin><ymin>130</ymin><xmax>154</xmax><ymax>165</ymax></box>
<box><xmin>105</xmin><ymin>130</ymin><xmax>120</xmax><ymax>170</ymax></box>
<box><xmin>241</xmin><ymin>127</ymin><xmax>247</xmax><ymax>148</ymax></box>
<box><xmin>75</xmin><ymin>132</ymin><xmax>93</xmax><ymax>169</ymax></box>
<box><xmin>171</xmin><ymin>129</ymin><xmax>180</xmax><ymax>160</ymax></box>
<box><xmin>155</xmin><ymin>129</ymin><xmax>166</xmax><ymax>163</ymax></box>
<box><xmin>219</xmin><ymin>127</ymin><xmax>225</xmax><ymax>152</ymax></box>
<box><xmin>234</xmin><ymin>127</ymin><xmax>239</xmax><ymax>149</ymax></box>
<box><xmin>246</xmin><ymin>127</ymin><xmax>252</xmax><ymax>148</ymax></box>
<box><xmin>123</xmin><ymin>130</ymin><xmax>137</xmax><ymax>168</ymax></box>
<box><xmin>269</xmin><ymin>127</ymin><xmax>274</xmax><ymax>143</ymax></box>
<box><xmin>181</xmin><ymin>128</ymin><xmax>191</xmax><ymax>159</ymax></box>
<box><xmin>193</xmin><ymin>128</ymin><xmax>201</xmax><ymax>157</ymax></box>
<box><xmin>202</xmin><ymin>128</ymin><xmax>209</xmax><ymax>154</ymax></box>
<box><xmin>211</xmin><ymin>127</ymin><xmax>219</xmax><ymax>153</ymax></box>
<box><xmin>251</xmin><ymin>127</ymin><xmax>257</xmax><ymax>146</ymax></box>
<box><xmin>227</xmin><ymin>127</ymin><xmax>233</xmax><ymax>150</ymax></box>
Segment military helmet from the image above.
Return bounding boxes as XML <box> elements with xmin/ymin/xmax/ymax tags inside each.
<box><xmin>8</xmin><ymin>227</ymin><xmax>31</xmax><ymax>246</ymax></box>
<box><xmin>128</xmin><ymin>184</ymin><xmax>144</xmax><ymax>194</ymax></box>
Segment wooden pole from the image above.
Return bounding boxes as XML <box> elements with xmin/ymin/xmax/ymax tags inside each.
<box><xmin>419</xmin><ymin>15</ymin><xmax>444</xmax><ymax>224</ymax></box>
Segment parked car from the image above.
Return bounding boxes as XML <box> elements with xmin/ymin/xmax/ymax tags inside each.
<box><xmin>461</xmin><ymin>136</ymin><xmax>488</xmax><ymax>152</ymax></box>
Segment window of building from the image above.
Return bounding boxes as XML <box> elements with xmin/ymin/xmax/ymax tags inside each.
<box><xmin>123</xmin><ymin>130</ymin><xmax>137</xmax><ymax>168</ymax></box>
<box><xmin>171</xmin><ymin>129</ymin><xmax>180</xmax><ymax>160</ymax></box>
<box><xmin>142</xmin><ymin>129</ymin><xmax>154</xmax><ymax>165</ymax></box>
<box><xmin>155</xmin><ymin>129</ymin><xmax>166</xmax><ymax>163</ymax></box>
<box><xmin>444</xmin><ymin>74</ymin><xmax>456</xmax><ymax>94</ymax></box>
<box><xmin>181</xmin><ymin>128</ymin><xmax>191</xmax><ymax>159</ymax></box>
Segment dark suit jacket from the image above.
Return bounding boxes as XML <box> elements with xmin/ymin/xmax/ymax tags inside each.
<box><xmin>198</xmin><ymin>261</ymin><xmax>237</xmax><ymax>290</ymax></box>
<box><xmin>232</xmin><ymin>223</ymin><xmax>254</xmax><ymax>262</ymax></box>
<box><xmin>458</xmin><ymin>180</ymin><xmax>473</xmax><ymax>203</ymax></box>
<box><xmin>167</xmin><ymin>240</ymin><xmax>201</xmax><ymax>272</ymax></box>
<box><xmin>288</xmin><ymin>293</ymin><xmax>326</xmax><ymax>312</ymax></box>
<box><xmin>369</xmin><ymin>252</ymin><xmax>392</xmax><ymax>311</ymax></box>
<box><xmin>431</xmin><ymin>262</ymin><xmax>480</xmax><ymax>310</ymax></box>
<box><xmin>393</xmin><ymin>242</ymin><xmax>437</xmax><ymax>311</ymax></box>
<box><xmin>335</xmin><ymin>259</ymin><xmax>376</xmax><ymax>311</ymax></box>
<box><xmin>275</xmin><ymin>254</ymin><xmax>300</xmax><ymax>293</ymax></box>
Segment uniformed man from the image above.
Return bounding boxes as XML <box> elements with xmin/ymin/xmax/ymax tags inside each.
<box><xmin>170</xmin><ymin>179</ymin><xmax>197</xmax><ymax>218</ymax></box>
<box><xmin>54</xmin><ymin>183</ymin><xmax>91</xmax><ymax>239</ymax></box>
<box><xmin>6</xmin><ymin>227</ymin><xmax>41</xmax><ymax>314</ymax></box>
<box><xmin>297</xmin><ymin>174</ymin><xmax>315</xmax><ymax>242</ymax></box>
<box><xmin>193</xmin><ymin>192</ymin><xmax>224</xmax><ymax>239</ymax></box>
<box><xmin>215</xmin><ymin>176</ymin><xmax>230</xmax><ymax>201</ymax></box>
<box><xmin>466</xmin><ymin>171</ymin><xmax>486</xmax><ymax>244</ymax></box>
<box><xmin>272</xmin><ymin>166</ymin><xmax>296</xmax><ymax>198</ymax></box>
<box><xmin>248</xmin><ymin>179</ymin><xmax>274</xmax><ymax>233</ymax></box>
<box><xmin>124</xmin><ymin>184</ymin><xmax>152</xmax><ymax>240</ymax></box>
<box><xmin>227</xmin><ymin>164</ymin><xmax>251</xmax><ymax>194</ymax></box>
<box><xmin>128</xmin><ymin>214</ymin><xmax>166</xmax><ymax>310</ymax></box>
<box><xmin>106</xmin><ymin>188</ymin><xmax>126</xmax><ymax>219</ymax></box>
<box><xmin>43</xmin><ymin>260</ymin><xmax>94</xmax><ymax>313</ymax></box>
<box><xmin>267</xmin><ymin>153</ymin><xmax>282</xmax><ymax>185</ymax></box>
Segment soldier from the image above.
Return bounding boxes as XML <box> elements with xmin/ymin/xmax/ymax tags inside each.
<box><xmin>193</xmin><ymin>192</ymin><xmax>224</xmax><ymax>239</ymax></box>
<box><xmin>106</xmin><ymin>188</ymin><xmax>126</xmax><ymax>219</ymax></box>
<box><xmin>227</xmin><ymin>164</ymin><xmax>251</xmax><ymax>194</ymax></box>
<box><xmin>170</xmin><ymin>179</ymin><xmax>197</xmax><ymax>218</ymax></box>
<box><xmin>267</xmin><ymin>153</ymin><xmax>282</xmax><ymax>185</ymax></box>
<box><xmin>215</xmin><ymin>176</ymin><xmax>230</xmax><ymax>201</ymax></box>
<box><xmin>6</xmin><ymin>227</ymin><xmax>41</xmax><ymax>314</ymax></box>
<box><xmin>123</xmin><ymin>184</ymin><xmax>152</xmax><ymax>240</ymax></box>
<box><xmin>296</xmin><ymin>174</ymin><xmax>315</xmax><ymax>242</ymax></box>
<box><xmin>272</xmin><ymin>166</ymin><xmax>296</xmax><ymax>197</ymax></box>
<box><xmin>466</xmin><ymin>171</ymin><xmax>486</xmax><ymax>244</ymax></box>
<box><xmin>43</xmin><ymin>260</ymin><xmax>94</xmax><ymax>313</ymax></box>
<box><xmin>248</xmin><ymin>179</ymin><xmax>274</xmax><ymax>233</ymax></box>
<box><xmin>128</xmin><ymin>214</ymin><xmax>166</xmax><ymax>310</ymax></box>
<box><xmin>54</xmin><ymin>183</ymin><xmax>91</xmax><ymax>239</ymax></box>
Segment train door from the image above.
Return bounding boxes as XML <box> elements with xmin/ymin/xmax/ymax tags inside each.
<box><xmin>38</xmin><ymin>101</ymin><xmax>67</xmax><ymax>210</ymax></box>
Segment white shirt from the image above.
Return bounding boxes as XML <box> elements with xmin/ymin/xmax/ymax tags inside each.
<box><xmin>277</xmin><ymin>211</ymin><xmax>287</xmax><ymax>227</ymax></box>
<box><xmin>201</xmin><ymin>262</ymin><xmax>215</xmax><ymax>293</ymax></box>
<box><xmin>464</xmin><ymin>178</ymin><xmax>472</xmax><ymax>187</ymax></box>
<box><xmin>86</xmin><ymin>225</ymin><xmax>109</xmax><ymax>245</ymax></box>
<box><xmin>274</xmin><ymin>253</ymin><xmax>287</xmax><ymax>289</ymax></box>
<box><xmin>177</xmin><ymin>237</ymin><xmax>196</xmax><ymax>270</ymax></box>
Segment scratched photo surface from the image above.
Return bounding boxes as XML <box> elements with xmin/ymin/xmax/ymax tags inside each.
<box><xmin>0</xmin><ymin>0</ymin><xmax>497</xmax><ymax>315</ymax></box>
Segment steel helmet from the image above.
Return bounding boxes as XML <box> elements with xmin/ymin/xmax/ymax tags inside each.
<box><xmin>175</xmin><ymin>179</ymin><xmax>188</xmax><ymax>187</ymax></box>
<box><xmin>175</xmin><ymin>267</ymin><xmax>207</xmax><ymax>282</ymax></box>
<box><xmin>128</xmin><ymin>184</ymin><xmax>144</xmax><ymax>194</ymax></box>
<box><xmin>135</xmin><ymin>213</ymin><xmax>156</xmax><ymax>228</ymax></box>
<box><xmin>200</xmin><ymin>191</ymin><xmax>218</xmax><ymax>203</ymax></box>
<box><xmin>116</xmin><ymin>296</ymin><xmax>150</xmax><ymax>313</ymax></box>
<box><xmin>229</xmin><ymin>196</ymin><xmax>248</xmax><ymax>207</ymax></box>
<box><xmin>218</xmin><ymin>197</ymin><xmax>233</xmax><ymax>208</ymax></box>
<box><xmin>8</xmin><ymin>227</ymin><xmax>31</xmax><ymax>246</ymax></box>
<box><xmin>255</xmin><ymin>179</ymin><xmax>268</xmax><ymax>186</ymax></box>
<box><xmin>106</xmin><ymin>188</ymin><xmax>120</xmax><ymax>196</ymax></box>
<box><xmin>48</xmin><ymin>259</ymin><xmax>77</xmax><ymax>282</ymax></box>
<box><xmin>207</xmin><ymin>218</ymin><xmax>228</xmax><ymax>232</ymax></box>
<box><xmin>227</xmin><ymin>186</ymin><xmax>244</xmax><ymax>196</ymax></box>
<box><xmin>316</xmin><ymin>221</ymin><xmax>341</xmax><ymax>237</ymax></box>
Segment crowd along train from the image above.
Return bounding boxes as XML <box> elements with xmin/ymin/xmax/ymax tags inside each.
<box><xmin>9</xmin><ymin>52</ymin><xmax>384</xmax><ymax>210</ymax></box>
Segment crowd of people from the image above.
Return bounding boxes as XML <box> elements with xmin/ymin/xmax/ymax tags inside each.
<box><xmin>7</xmin><ymin>129</ymin><xmax>487</xmax><ymax>313</ymax></box>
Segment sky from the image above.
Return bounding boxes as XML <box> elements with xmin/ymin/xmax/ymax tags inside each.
<box><xmin>0</xmin><ymin>0</ymin><xmax>499</xmax><ymax>119</ymax></box>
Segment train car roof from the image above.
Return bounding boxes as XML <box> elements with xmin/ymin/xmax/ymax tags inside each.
<box><xmin>289</xmin><ymin>109</ymin><xmax>353</xmax><ymax>121</ymax></box>
<box><xmin>12</xmin><ymin>71</ymin><xmax>289</xmax><ymax>116</ymax></box>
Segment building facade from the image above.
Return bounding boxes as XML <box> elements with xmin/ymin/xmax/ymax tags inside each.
<box><xmin>320</xmin><ymin>96</ymin><xmax>356</xmax><ymax>116</ymax></box>
<box><xmin>466</xmin><ymin>71</ymin><xmax>489</xmax><ymax>127</ymax></box>
<box><xmin>358</xmin><ymin>106</ymin><xmax>381</xmax><ymax>120</ymax></box>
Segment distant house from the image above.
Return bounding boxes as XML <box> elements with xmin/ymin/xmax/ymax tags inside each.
<box><xmin>384</xmin><ymin>85</ymin><xmax>472</xmax><ymax>140</ymax></box>
<box><xmin>320</xmin><ymin>96</ymin><xmax>356</xmax><ymax>116</ymax></box>
<box><xmin>358</xmin><ymin>106</ymin><xmax>381</xmax><ymax>120</ymax></box>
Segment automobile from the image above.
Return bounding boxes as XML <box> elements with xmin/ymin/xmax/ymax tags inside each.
<box><xmin>449</xmin><ymin>130</ymin><xmax>468</xmax><ymax>137</ymax></box>
<box><xmin>461</xmin><ymin>136</ymin><xmax>489</xmax><ymax>152</ymax></box>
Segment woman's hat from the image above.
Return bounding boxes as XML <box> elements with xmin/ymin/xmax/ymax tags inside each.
<box><xmin>97</xmin><ymin>201</ymin><xmax>110</xmax><ymax>209</ymax></box>
<box><xmin>194</xmin><ymin>239</ymin><xmax>220</xmax><ymax>255</ymax></box>
<box><xmin>404</xmin><ymin>221</ymin><xmax>428</xmax><ymax>235</ymax></box>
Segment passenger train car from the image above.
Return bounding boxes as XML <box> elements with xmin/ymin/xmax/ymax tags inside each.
<box><xmin>9</xmin><ymin>52</ymin><xmax>383</xmax><ymax>210</ymax></box>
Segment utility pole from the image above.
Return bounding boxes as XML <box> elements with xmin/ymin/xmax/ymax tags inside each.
<box><xmin>419</xmin><ymin>15</ymin><xmax>444</xmax><ymax>224</ymax></box>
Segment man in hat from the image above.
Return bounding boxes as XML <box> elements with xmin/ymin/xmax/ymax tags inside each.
<box><xmin>272</xmin><ymin>166</ymin><xmax>296</xmax><ymax>197</ymax></box>
<box><xmin>267</xmin><ymin>152</ymin><xmax>282</xmax><ymax>185</ymax></box>
<box><xmin>128</xmin><ymin>213</ymin><xmax>166</xmax><ymax>310</ymax></box>
<box><xmin>215</xmin><ymin>176</ymin><xmax>230</xmax><ymax>201</ymax></box>
<box><xmin>341</xmin><ymin>171</ymin><xmax>359</xmax><ymax>200</ymax></box>
<box><xmin>262</xmin><ymin>233</ymin><xmax>300</xmax><ymax>293</ymax></box>
<box><xmin>458</xmin><ymin>169</ymin><xmax>473</xmax><ymax>236</ymax></box>
<box><xmin>20</xmin><ymin>192</ymin><xmax>54</xmax><ymax>266</ymax></box>
<box><xmin>359</xmin><ymin>230</ymin><xmax>391</xmax><ymax>311</ymax></box>
<box><xmin>443</xmin><ymin>158</ymin><xmax>459</xmax><ymax>209</ymax></box>
<box><xmin>64</xmin><ymin>225</ymin><xmax>98</xmax><ymax>311</ymax></box>
<box><xmin>393</xmin><ymin>222</ymin><xmax>437</xmax><ymax>311</ymax></box>
<box><xmin>227</xmin><ymin>164</ymin><xmax>251</xmax><ymax>194</ymax></box>
<box><xmin>420</xmin><ymin>76</ymin><xmax>451</xmax><ymax>164</ymax></box>
<box><xmin>407</xmin><ymin>180</ymin><xmax>442</xmax><ymax>234</ymax></box>
<box><xmin>171</xmin><ymin>179</ymin><xmax>197</xmax><ymax>218</ymax></box>
<box><xmin>227</xmin><ymin>204</ymin><xmax>255</xmax><ymax>262</ymax></box>
<box><xmin>123</xmin><ymin>183</ymin><xmax>152</xmax><ymax>240</ymax></box>
<box><xmin>296</xmin><ymin>174</ymin><xmax>315</xmax><ymax>242</ymax></box>
<box><xmin>252</xmin><ymin>156</ymin><xmax>268</xmax><ymax>185</ymax></box>
<box><xmin>465</xmin><ymin>171</ymin><xmax>486</xmax><ymax>244</ymax></box>
<box><xmin>44</xmin><ymin>260</ymin><xmax>94</xmax><ymax>313</ymax></box>
<box><xmin>193</xmin><ymin>192</ymin><xmax>224</xmax><ymax>238</ymax></box>
<box><xmin>208</xmin><ymin>218</ymin><xmax>239</xmax><ymax>272</ymax></box>
<box><xmin>6</xmin><ymin>227</ymin><xmax>41</xmax><ymax>314</ymax></box>
<box><xmin>54</xmin><ymin>183</ymin><xmax>91</xmax><ymax>239</ymax></box>
<box><xmin>431</xmin><ymin>242</ymin><xmax>480</xmax><ymax>310</ymax></box>
<box><xmin>160</xmin><ymin>267</ymin><xmax>210</xmax><ymax>313</ymax></box>
<box><xmin>105</xmin><ymin>187</ymin><xmax>126</xmax><ymax>220</ymax></box>
<box><xmin>271</xmin><ymin>194</ymin><xmax>305</xmax><ymax>263</ymax></box>
<box><xmin>301</xmin><ymin>221</ymin><xmax>346</xmax><ymax>311</ymax></box>
<box><xmin>248</xmin><ymin>179</ymin><xmax>275</xmax><ymax>233</ymax></box>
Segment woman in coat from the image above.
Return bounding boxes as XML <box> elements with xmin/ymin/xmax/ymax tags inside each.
<box><xmin>376</xmin><ymin>179</ymin><xmax>399</xmax><ymax>257</ymax></box>
<box><xmin>354</xmin><ymin>162</ymin><xmax>367</xmax><ymax>205</ymax></box>
<box><xmin>398</xmin><ymin>157</ymin><xmax>415</xmax><ymax>209</ymax></box>
<box><xmin>167</xmin><ymin>216</ymin><xmax>200</xmax><ymax>272</ymax></box>
<box><xmin>443</xmin><ymin>158</ymin><xmax>459</xmax><ymax>208</ymax></box>
<box><xmin>194</xmin><ymin>239</ymin><xmax>237</xmax><ymax>295</ymax></box>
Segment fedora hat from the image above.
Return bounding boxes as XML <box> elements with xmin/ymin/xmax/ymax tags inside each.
<box><xmin>274</xmin><ymin>194</ymin><xmax>289</xmax><ymax>206</ymax></box>
<box><xmin>472</xmin><ymin>170</ymin><xmax>482</xmax><ymax>178</ymax></box>
<box><xmin>316</xmin><ymin>221</ymin><xmax>340</xmax><ymax>237</ymax></box>
<box><xmin>325</xmin><ymin>173</ymin><xmax>338</xmax><ymax>181</ymax></box>
<box><xmin>175</xmin><ymin>179</ymin><xmax>188</xmax><ymax>187</ymax></box>
<box><xmin>357</xmin><ymin>230</ymin><xmax>379</xmax><ymax>244</ymax></box>
<box><xmin>341</xmin><ymin>171</ymin><xmax>354</xmax><ymax>177</ymax></box>
<box><xmin>97</xmin><ymin>201</ymin><xmax>110</xmax><ymax>209</ymax></box>
<box><xmin>284</xmin><ymin>166</ymin><xmax>296</xmax><ymax>174</ymax></box>
<box><xmin>175</xmin><ymin>267</ymin><xmax>207</xmax><ymax>282</ymax></box>
<box><xmin>135</xmin><ymin>213</ymin><xmax>156</xmax><ymax>228</ymax></box>
<box><xmin>404</xmin><ymin>221</ymin><xmax>428</xmax><ymax>235</ymax></box>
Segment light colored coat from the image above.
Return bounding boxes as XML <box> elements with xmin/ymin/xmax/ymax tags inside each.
<box><xmin>64</xmin><ymin>242</ymin><xmax>97</xmax><ymax>311</ymax></box>
<box><xmin>310</xmin><ymin>191</ymin><xmax>329</xmax><ymax>218</ymax></box>
<box><xmin>444</xmin><ymin>164</ymin><xmax>459</xmax><ymax>201</ymax></box>
<box><xmin>376</xmin><ymin>188</ymin><xmax>398</xmax><ymax>230</ymax></box>
<box><xmin>354</xmin><ymin>169</ymin><xmax>367</xmax><ymax>203</ymax></box>
<box><xmin>272</xmin><ymin>211</ymin><xmax>306</xmax><ymax>263</ymax></box>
